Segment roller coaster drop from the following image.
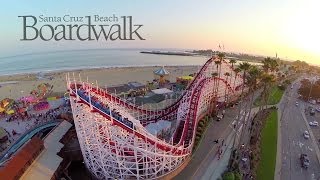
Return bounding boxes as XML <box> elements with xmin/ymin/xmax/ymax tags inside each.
<box><xmin>67</xmin><ymin>56</ymin><xmax>244</xmax><ymax>179</ymax></box>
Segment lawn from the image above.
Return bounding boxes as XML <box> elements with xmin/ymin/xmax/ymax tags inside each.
<box><xmin>254</xmin><ymin>86</ymin><xmax>284</xmax><ymax>106</ymax></box>
<box><xmin>256</xmin><ymin>110</ymin><xmax>278</xmax><ymax>180</ymax></box>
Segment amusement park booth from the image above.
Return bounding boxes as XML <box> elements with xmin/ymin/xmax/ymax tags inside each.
<box><xmin>176</xmin><ymin>75</ymin><xmax>194</xmax><ymax>86</ymax></box>
<box><xmin>151</xmin><ymin>88</ymin><xmax>174</xmax><ymax>100</ymax></box>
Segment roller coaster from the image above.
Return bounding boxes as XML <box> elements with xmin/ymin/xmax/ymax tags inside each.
<box><xmin>67</xmin><ymin>56</ymin><xmax>244</xmax><ymax>179</ymax></box>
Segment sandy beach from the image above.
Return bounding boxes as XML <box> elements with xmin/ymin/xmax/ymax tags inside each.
<box><xmin>0</xmin><ymin>66</ymin><xmax>199</xmax><ymax>100</ymax></box>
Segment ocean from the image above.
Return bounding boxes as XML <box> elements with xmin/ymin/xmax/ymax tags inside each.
<box><xmin>0</xmin><ymin>49</ymin><xmax>208</xmax><ymax>76</ymax></box>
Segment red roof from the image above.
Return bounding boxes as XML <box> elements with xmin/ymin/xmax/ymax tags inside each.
<box><xmin>0</xmin><ymin>137</ymin><xmax>44</xmax><ymax>180</ymax></box>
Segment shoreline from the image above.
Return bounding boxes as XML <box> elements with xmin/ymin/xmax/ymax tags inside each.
<box><xmin>0</xmin><ymin>65</ymin><xmax>200</xmax><ymax>100</ymax></box>
<box><xmin>0</xmin><ymin>64</ymin><xmax>200</xmax><ymax>78</ymax></box>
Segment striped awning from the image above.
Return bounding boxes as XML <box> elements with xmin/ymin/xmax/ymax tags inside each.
<box><xmin>154</xmin><ymin>66</ymin><xmax>170</xmax><ymax>75</ymax></box>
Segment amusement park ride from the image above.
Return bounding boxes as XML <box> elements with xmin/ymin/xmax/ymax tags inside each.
<box><xmin>67</xmin><ymin>56</ymin><xmax>244</xmax><ymax>179</ymax></box>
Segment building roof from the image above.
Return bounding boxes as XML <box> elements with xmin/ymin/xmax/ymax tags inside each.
<box><xmin>20</xmin><ymin>120</ymin><xmax>72</xmax><ymax>180</ymax></box>
<box><xmin>154</xmin><ymin>66</ymin><xmax>170</xmax><ymax>75</ymax></box>
<box><xmin>151</xmin><ymin>88</ymin><xmax>173</xmax><ymax>95</ymax></box>
<box><xmin>0</xmin><ymin>127</ymin><xmax>7</xmax><ymax>139</ymax></box>
<box><xmin>0</xmin><ymin>137</ymin><xmax>44</xmax><ymax>180</ymax></box>
<box><xmin>178</xmin><ymin>76</ymin><xmax>194</xmax><ymax>81</ymax></box>
<box><xmin>107</xmin><ymin>84</ymin><xmax>131</xmax><ymax>94</ymax></box>
<box><xmin>127</xmin><ymin>82</ymin><xmax>145</xmax><ymax>89</ymax></box>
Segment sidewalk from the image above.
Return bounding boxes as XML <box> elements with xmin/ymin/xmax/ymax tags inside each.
<box><xmin>201</xmin><ymin>130</ymin><xmax>235</xmax><ymax>180</ymax></box>
<box><xmin>174</xmin><ymin>106</ymin><xmax>238</xmax><ymax>180</ymax></box>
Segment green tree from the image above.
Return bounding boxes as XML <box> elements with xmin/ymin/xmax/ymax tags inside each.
<box><xmin>232</xmin><ymin>62</ymin><xmax>251</xmax><ymax>149</ymax></box>
<box><xmin>269</xmin><ymin>58</ymin><xmax>279</xmax><ymax>73</ymax></box>
<box><xmin>229</xmin><ymin>59</ymin><xmax>237</xmax><ymax>69</ymax></box>
<box><xmin>260</xmin><ymin>73</ymin><xmax>276</xmax><ymax>110</ymax></box>
<box><xmin>238</xmin><ymin>65</ymin><xmax>261</xmax><ymax>148</ymax></box>
<box><xmin>262</xmin><ymin>57</ymin><xmax>272</xmax><ymax>73</ymax></box>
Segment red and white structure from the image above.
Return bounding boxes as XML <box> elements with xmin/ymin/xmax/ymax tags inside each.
<box><xmin>67</xmin><ymin>57</ymin><xmax>244</xmax><ymax>179</ymax></box>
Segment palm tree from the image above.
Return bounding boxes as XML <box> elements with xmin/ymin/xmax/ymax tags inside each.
<box><xmin>218</xmin><ymin>52</ymin><xmax>225</xmax><ymax>62</ymax></box>
<box><xmin>217</xmin><ymin>52</ymin><xmax>225</xmax><ymax>78</ymax></box>
<box><xmin>237</xmin><ymin>65</ymin><xmax>262</xmax><ymax>148</ymax></box>
<box><xmin>260</xmin><ymin>73</ymin><xmax>276</xmax><ymax>110</ymax></box>
<box><xmin>229</xmin><ymin>59</ymin><xmax>237</xmax><ymax>89</ymax></box>
<box><xmin>213</xmin><ymin>53</ymin><xmax>224</xmax><ymax>113</ymax></box>
<box><xmin>262</xmin><ymin>57</ymin><xmax>271</xmax><ymax>73</ymax></box>
<box><xmin>239</xmin><ymin>62</ymin><xmax>251</xmax><ymax>90</ymax></box>
<box><xmin>232</xmin><ymin>62</ymin><xmax>251</xmax><ymax>149</ymax></box>
<box><xmin>233</xmin><ymin>67</ymin><xmax>241</xmax><ymax>92</ymax></box>
<box><xmin>224</xmin><ymin>72</ymin><xmax>231</xmax><ymax>102</ymax></box>
<box><xmin>215</xmin><ymin>59</ymin><xmax>222</xmax><ymax>77</ymax></box>
<box><xmin>210</xmin><ymin>72</ymin><xmax>219</xmax><ymax>115</ymax></box>
<box><xmin>229</xmin><ymin>59</ymin><xmax>237</xmax><ymax>69</ymax></box>
<box><xmin>269</xmin><ymin>59</ymin><xmax>279</xmax><ymax>73</ymax></box>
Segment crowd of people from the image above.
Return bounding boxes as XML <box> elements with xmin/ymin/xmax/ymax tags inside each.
<box><xmin>0</xmin><ymin>98</ymin><xmax>72</xmax><ymax>153</ymax></box>
<box><xmin>3</xmin><ymin>99</ymin><xmax>71</xmax><ymax>136</ymax></box>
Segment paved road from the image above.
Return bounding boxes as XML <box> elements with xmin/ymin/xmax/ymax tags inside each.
<box><xmin>175</xmin><ymin>91</ymin><xmax>261</xmax><ymax>180</ymax></box>
<box><xmin>279</xmin><ymin>79</ymin><xmax>320</xmax><ymax>180</ymax></box>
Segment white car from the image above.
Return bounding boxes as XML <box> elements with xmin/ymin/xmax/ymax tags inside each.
<box><xmin>309</xmin><ymin>121</ymin><xmax>319</xmax><ymax>126</ymax></box>
<box><xmin>316</xmin><ymin>108</ymin><xmax>320</xmax><ymax>112</ymax></box>
<box><xmin>296</xmin><ymin>102</ymin><xmax>299</xmax><ymax>106</ymax></box>
<box><xmin>303</xmin><ymin>131</ymin><xmax>310</xmax><ymax>139</ymax></box>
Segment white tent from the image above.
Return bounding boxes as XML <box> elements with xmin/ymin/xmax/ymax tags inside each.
<box><xmin>151</xmin><ymin>88</ymin><xmax>173</xmax><ymax>95</ymax></box>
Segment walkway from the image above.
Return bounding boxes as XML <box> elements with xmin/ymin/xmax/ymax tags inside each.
<box><xmin>175</xmin><ymin>90</ymin><xmax>262</xmax><ymax>180</ymax></box>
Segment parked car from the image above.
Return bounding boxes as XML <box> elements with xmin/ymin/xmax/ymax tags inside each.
<box><xmin>309</xmin><ymin>121</ymin><xmax>319</xmax><ymax>126</ymax></box>
<box><xmin>310</xmin><ymin>108</ymin><xmax>315</xmax><ymax>116</ymax></box>
<box><xmin>295</xmin><ymin>102</ymin><xmax>299</xmax><ymax>106</ymax></box>
<box><xmin>300</xmin><ymin>154</ymin><xmax>310</xmax><ymax>168</ymax></box>
<box><xmin>316</xmin><ymin>107</ymin><xmax>320</xmax><ymax>112</ymax></box>
<box><xmin>216</xmin><ymin>114</ymin><xmax>223</xmax><ymax>121</ymax></box>
<box><xmin>303</xmin><ymin>131</ymin><xmax>310</xmax><ymax>139</ymax></box>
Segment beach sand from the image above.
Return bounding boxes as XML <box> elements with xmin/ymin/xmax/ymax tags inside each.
<box><xmin>0</xmin><ymin>66</ymin><xmax>199</xmax><ymax>100</ymax></box>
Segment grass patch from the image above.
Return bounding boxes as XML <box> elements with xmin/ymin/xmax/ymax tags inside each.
<box><xmin>256</xmin><ymin>110</ymin><xmax>278</xmax><ymax>180</ymax></box>
<box><xmin>254</xmin><ymin>86</ymin><xmax>284</xmax><ymax>106</ymax></box>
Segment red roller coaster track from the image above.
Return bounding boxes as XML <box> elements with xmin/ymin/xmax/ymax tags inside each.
<box><xmin>67</xmin><ymin>56</ymin><xmax>244</xmax><ymax>179</ymax></box>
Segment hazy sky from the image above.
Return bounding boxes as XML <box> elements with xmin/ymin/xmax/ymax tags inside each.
<box><xmin>0</xmin><ymin>0</ymin><xmax>319</xmax><ymax>64</ymax></box>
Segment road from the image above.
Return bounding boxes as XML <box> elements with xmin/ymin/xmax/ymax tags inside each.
<box><xmin>175</xmin><ymin>90</ymin><xmax>261</xmax><ymax>180</ymax></box>
<box><xmin>279</xmin><ymin>79</ymin><xmax>320</xmax><ymax>180</ymax></box>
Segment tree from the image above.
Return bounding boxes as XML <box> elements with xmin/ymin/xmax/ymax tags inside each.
<box><xmin>224</xmin><ymin>72</ymin><xmax>231</xmax><ymax>102</ymax></box>
<box><xmin>229</xmin><ymin>59</ymin><xmax>237</xmax><ymax>69</ymax></box>
<box><xmin>212</xmin><ymin>53</ymin><xmax>224</xmax><ymax>114</ymax></box>
<box><xmin>262</xmin><ymin>57</ymin><xmax>271</xmax><ymax>73</ymax></box>
<box><xmin>260</xmin><ymin>73</ymin><xmax>276</xmax><ymax>110</ymax></box>
<box><xmin>237</xmin><ymin>65</ymin><xmax>261</xmax><ymax>148</ymax></box>
<box><xmin>269</xmin><ymin>59</ymin><xmax>279</xmax><ymax>73</ymax></box>
<box><xmin>233</xmin><ymin>67</ymin><xmax>241</xmax><ymax>91</ymax></box>
<box><xmin>232</xmin><ymin>62</ymin><xmax>251</xmax><ymax>149</ymax></box>
<box><xmin>210</xmin><ymin>72</ymin><xmax>219</xmax><ymax>115</ymax></box>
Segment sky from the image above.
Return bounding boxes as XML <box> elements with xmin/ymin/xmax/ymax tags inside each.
<box><xmin>0</xmin><ymin>0</ymin><xmax>319</xmax><ymax>65</ymax></box>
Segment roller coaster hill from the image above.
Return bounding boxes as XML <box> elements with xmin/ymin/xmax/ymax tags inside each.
<box><xmin>67</xmin><ymin>56</ymin><xmax>245</xmax><ymax>179</ymax></box>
